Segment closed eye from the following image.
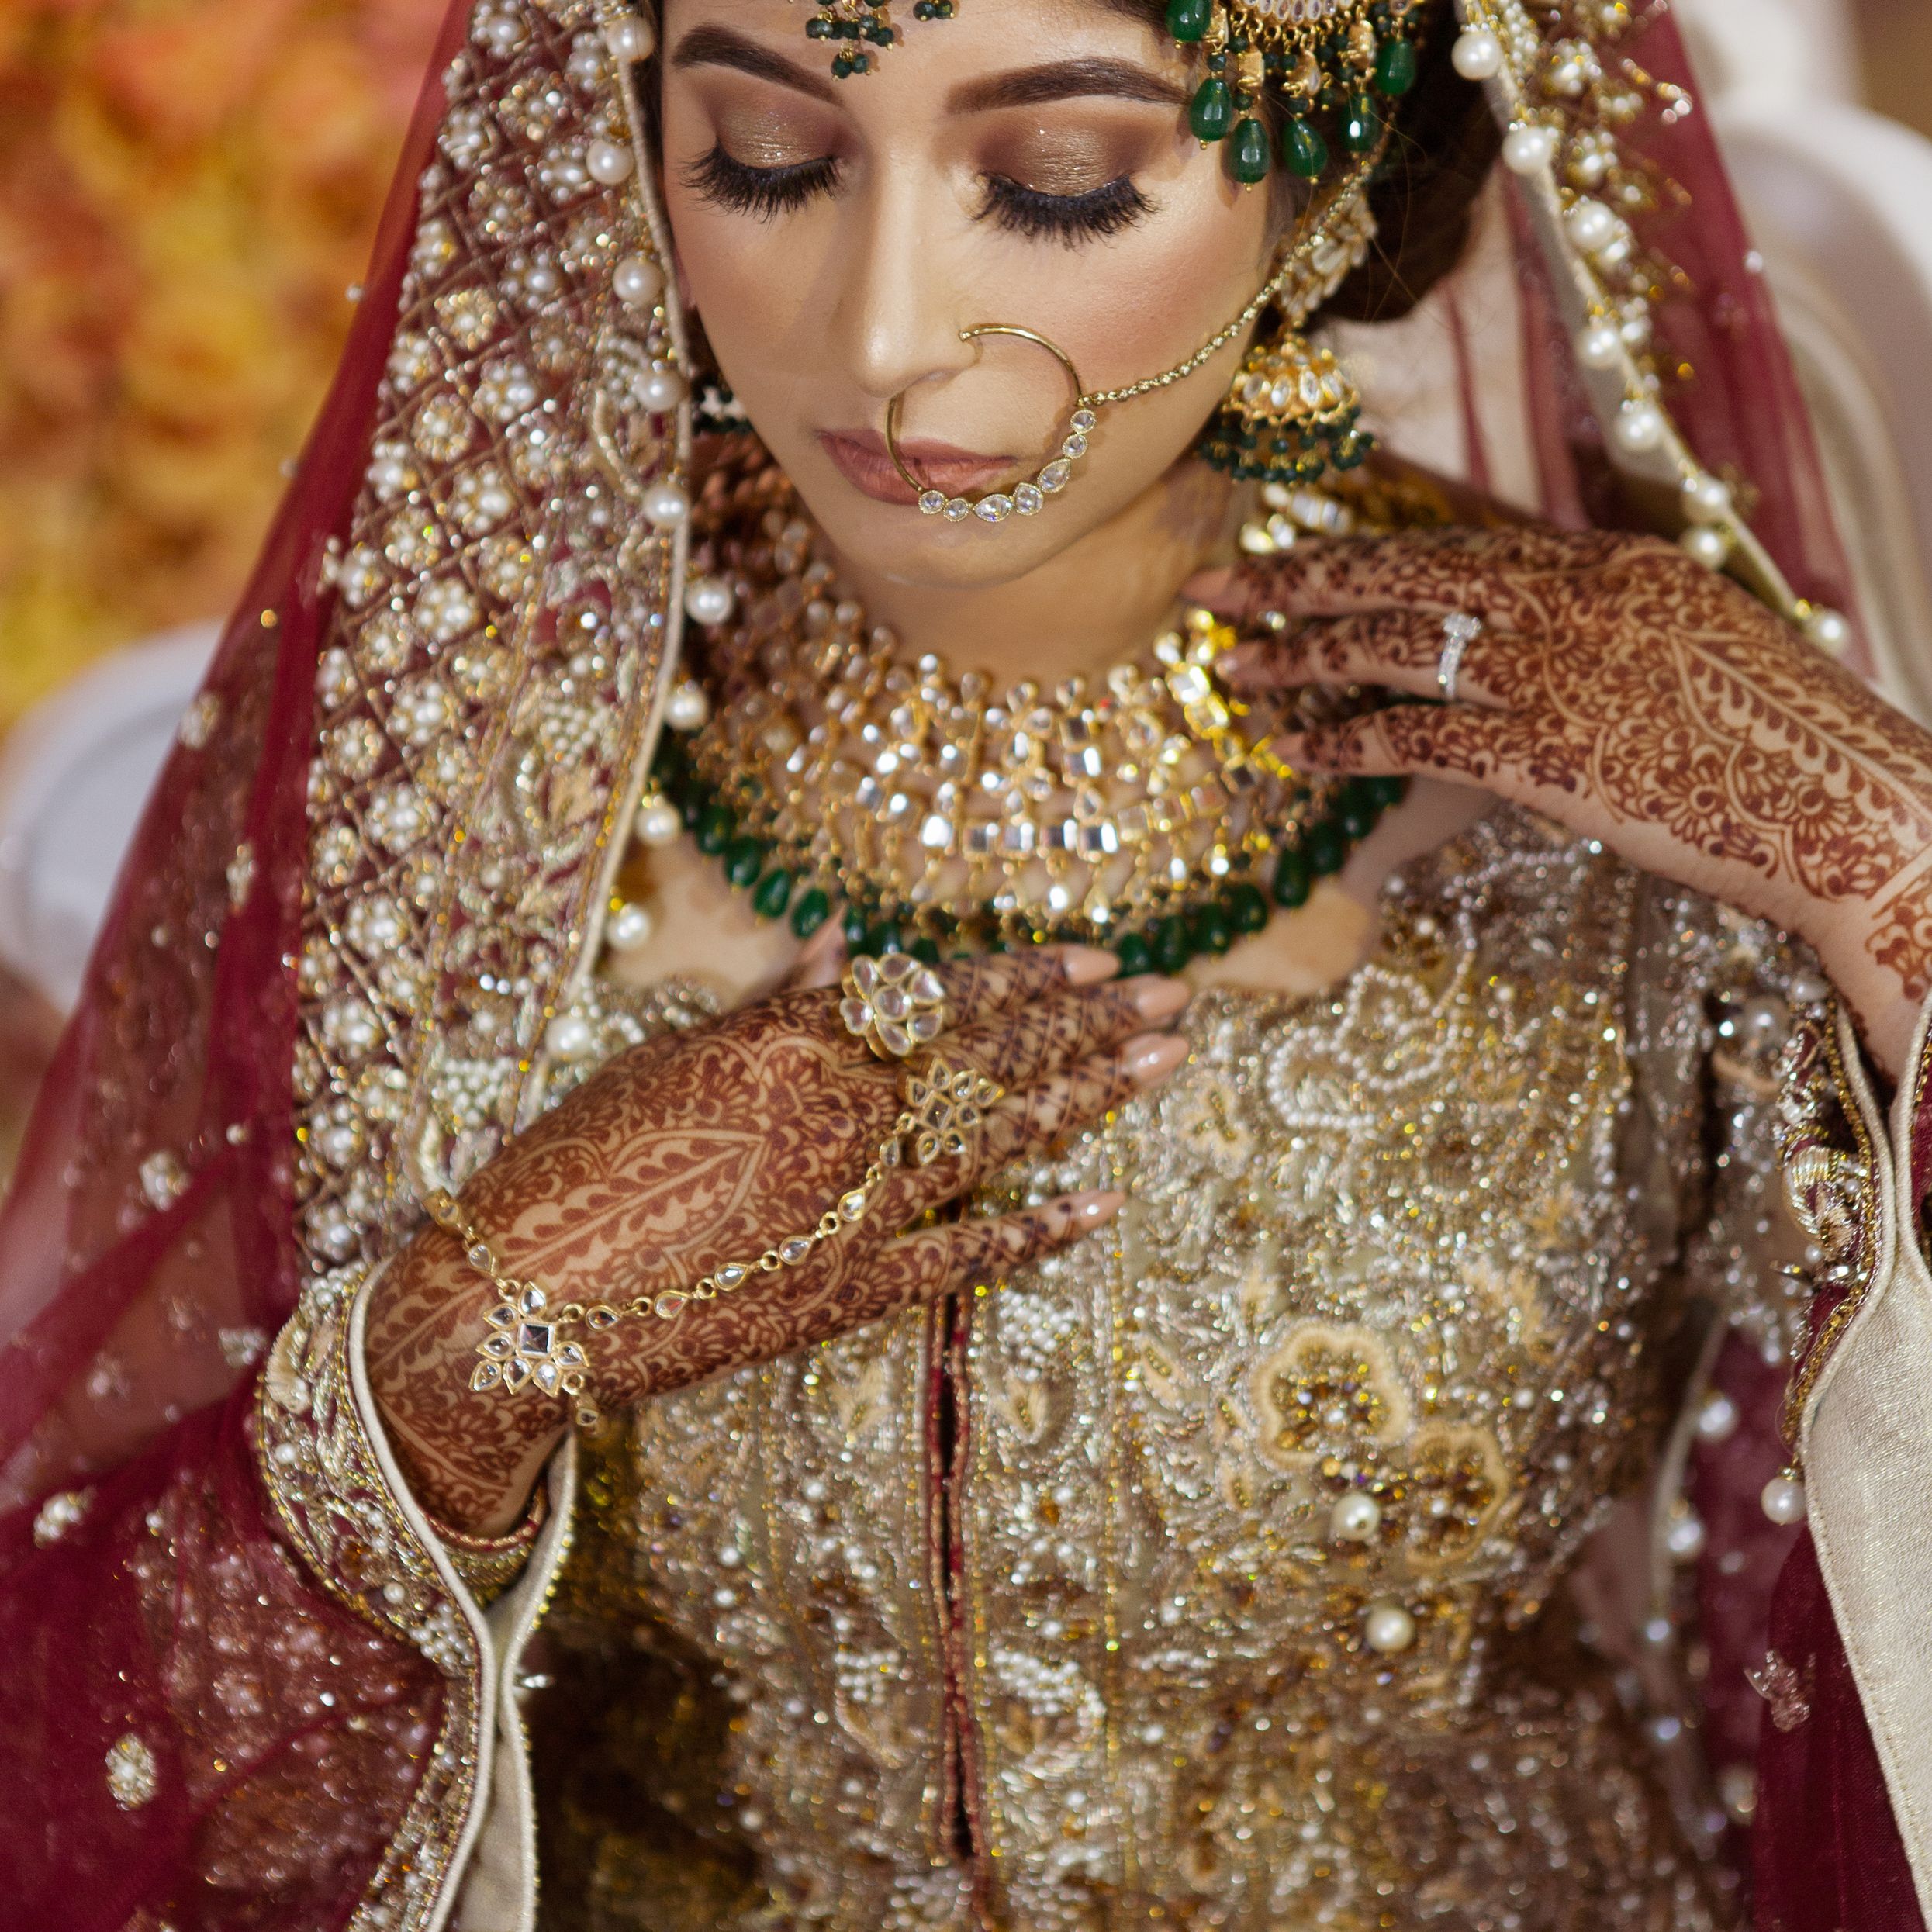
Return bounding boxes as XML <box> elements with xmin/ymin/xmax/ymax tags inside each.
<box><xmin>978</xmin><ymin>172</ymin><xmax>1152</xmax><ymax>244</ymax></box>
<box><xmin>685</xmin><ymin>144</ymin><xmax>842</xmax><ymax>218</ymax></box>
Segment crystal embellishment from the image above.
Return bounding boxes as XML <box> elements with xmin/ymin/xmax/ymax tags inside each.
<box><xmin>839</xmin><ymin>952</ymin><xmax>946</xmax><ymax>1058</ymax></box>
<box><xmin>903</xmin><ymin>1059</ymin><xmax>1004</xmax><ymax>1166</ymax></box>
<box><xmin>106</xmin><ymin>1733</ymin><xmax>158</xmax><ymax>1810</ymax></box>
<box><xmin>471</xmin><ymin>1281</ymin><xmax>589</xmax><ymax>1394</ymax></box>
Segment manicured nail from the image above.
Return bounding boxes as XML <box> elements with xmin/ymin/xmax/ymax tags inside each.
<box><xmin>1124</xmin><ymin>1033</ymin><xmax>1190</xmax><ymax>1083</ymax></box>
<box><xmin>1059</xmin><ymin>945</ymin><xmax>1120</xmax><ymax>984</ymax></box>
<box><xmin>1058</xmin><ymin>1189</ymin><xmax>1125</xmax><ymax>1229</ymax></box>
<box><xmin>1128</xmin><ymin>976</ymin><xmax>1191</xmax><ymax>1020</ymax></box>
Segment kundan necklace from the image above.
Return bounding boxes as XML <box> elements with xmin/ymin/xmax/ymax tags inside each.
<box><xmin>638</xmin><ymin>465</ymin><xmax>1403</xmax><ymax>976</ymax></box>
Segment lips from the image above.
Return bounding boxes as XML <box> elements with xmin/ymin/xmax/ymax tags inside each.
<box><xmin>817</xmin><ymin>428</ymin><xmax>1015</xmax><ymax>507</ymax></box>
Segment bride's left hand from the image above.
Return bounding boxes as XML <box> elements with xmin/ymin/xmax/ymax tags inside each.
<box><xmin>1189</xmin><ymin>525</ymin><xmax>1932</xmax><ymax>1079</ymax></box>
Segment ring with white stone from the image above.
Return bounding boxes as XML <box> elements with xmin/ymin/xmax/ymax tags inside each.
<box><xmin>839</xmin><ymin>952</ymin><xmax>948</xmax><ymax>1059</ymax></box>
<box><xmin>1436</xmin><ymin>612</ymin><xmax>1482</xmax><ymax>704</ymax></box>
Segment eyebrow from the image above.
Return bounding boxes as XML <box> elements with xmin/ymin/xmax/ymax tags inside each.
<box><xmin>669</xmin><ymin>27</ymin><xmax>1184</xmax><ymax>116</ymax></box>
<box><xmin>947</xmin><ymin>57</ymin><xmax>1187</xmax><ymax>114</ymax></box>
<box><xmin>669</xmin><ymin>25</ymin><xmax>839</xmax><ymax>103</ymax></box>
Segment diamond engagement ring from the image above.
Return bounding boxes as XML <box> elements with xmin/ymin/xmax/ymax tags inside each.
<box><xmin>1436</xmin><ymin>613</ymin><xmax>1482</xmax><ymax>703</ymax></box>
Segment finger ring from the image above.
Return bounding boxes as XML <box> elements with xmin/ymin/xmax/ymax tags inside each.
<box><xmin>1436</xmin><ymin>612</ymin><xmax>1481</xmax><ymax>703</ymax></box>
<box><xmin>900</xmin><ymin>1058</ymin><xmax>1004</xmax><ymax>1166</ymax></box>
<box><xmin>841</xmin><ymin>951</ymin><xmax>947</xmax><ymax>1059</ymax></box>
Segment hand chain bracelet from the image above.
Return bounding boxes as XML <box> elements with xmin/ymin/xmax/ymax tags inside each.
<box><xmin>432</xmin><ymin>1056</ymin><xmax>998</xmax><ymax>1429</ymax></box>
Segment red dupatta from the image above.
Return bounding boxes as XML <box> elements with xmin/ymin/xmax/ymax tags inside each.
<box><xmin>0</xmin><ymin>2</ymin><xmax>1908</xmax><ymax>1926</ymax></box>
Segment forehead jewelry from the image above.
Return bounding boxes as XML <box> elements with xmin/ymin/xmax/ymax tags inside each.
<box><xmin>801</xmin><ymin>0</ymin><xmax>1424</xmax><ymax>196</ymax></box>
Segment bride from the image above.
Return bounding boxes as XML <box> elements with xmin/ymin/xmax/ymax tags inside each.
<box><xmin>5</xmin><ymin>0</ymin><xmax>1932</xmax><ymax>1927</ymax></box>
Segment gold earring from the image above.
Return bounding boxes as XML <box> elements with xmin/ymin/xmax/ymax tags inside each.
<box><xmin>884</xmin><ymin>323</ymin><xmax>1097</xmax><ymax>528</ymax></box>
<box><xmin>1195</xmin><ymin>315</ymin><xmax>1372</xmax><ymax>484</ymax></box>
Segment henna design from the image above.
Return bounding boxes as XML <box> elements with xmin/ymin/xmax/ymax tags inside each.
<box><xmin>366</xmin><ymin>956</ymin><xmax>1172</xmax><ymax>1531</ymax></box>
<box><xmin>1213</xmin><ymin>528</ymin><xmax>1932</xmax><ymax>1072</ymax></box>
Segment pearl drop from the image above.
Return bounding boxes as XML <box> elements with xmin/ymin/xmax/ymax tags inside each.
<box><xmin>1681</xmin><ymin>524</ymin><xmax>1731</xmax><ymax>570</ymax></box>
<box><xmin>1594</xmin><ymin>230</ymin><xmax>1633</xmax><ymax>271</ymax></box>
<box><xmin>606</xmin><ymin>901</ymin><xmax>655</xmax><ymax>952</ymax></box>
<box><xmin>1666</xmin><ymin>1511</ymin><xmax>1707</xmax><ymax>1560</ymax></box>
<box><xmin>1329</xmin><ymin>1492</ymin><xmax>1382</xmax><ymax>1543</ymax></box>
<box><xmin>1565</xmin><ymin>198</ymin><xmax>1617</xmax><ymax>255</ymax></box>
<box><xmin>604</xmin><ymin>13</ymin><xmax>655</xmax><ymax>61</ymax></box>
<box><xmin>640</xmin><ymin>365</ymin><xmax>687</xmax><ymax>413</ymax></box>
<box><xmin>1451</xmin><ymin>28</ymin><xmax>1502</xmax><ymax>78</ymax></box>
<box><xmin>635</xmin><ymin>797</ymin><xmax>683</xmax><ymax>846</ymax></box>
<box><xmin>1695</xmin><ymin>1391</ymin><xmax>1739</xmax><ymax>1443</ymax></box>
<box><xmin>1578</xmin><ymin>320</ymin><xmax>1623</xmax><ymax>370</ymax></box>
<box><xmin>1739</xmin><ymin>993</ymin><xmax>1792</xmax><ymax>1050</ymax></box>
<box><xmin>1613</xmin><ymin>400</ymin><xmax>1665</xmax><ymax>453</ymax></box>
<box><xmin>1502</xmin><ymin>123</ymin><xmax>1558</xmax><ymax>175</ymax></box>
<box><xmin>1761</xmin><ymin>1475</ymin><xmax>1807</xmax><ymax>1526</ymax></box>
<box><xmin>586</xmin><ymin>138</ymin><xmax>634</xmax><ymax>186</ymax></box>
<box><xmin>641</xmin><ymin>479</ymin><xmax>689</xmax><ymax>529</ymax></box>
<box><xmin>684</xmin><ymin>576</ymin><xmax>736</xmax><ymax>627</ymax></box>
<box><xmin>665</xmin><ymin>679</ymin><xmax>711</xmax><ymax>732</ymax></box>
<box><xmin>1789</xmin><ymin>969</ymin><xmax>1831</xmax><ymax>1005</ymax></box>
<box><xmin>1804</xmin><ymin>606</ymin><xmax>1852</xmax><ymax>656</ymax></box>
<box><xmin>612</xmin><ymin>254</ymin><xmax>664</xmax><ymax>308</ymax></box>
<box><xmin>1681</xmin><ymin>472</ymin><xmax>1733</xmax><ymax>523</ymax></box>
<box><xmin>1363</xmin><ymin>1602</ymin><xmax>1415</xmax><ymax>1654</ymax></box>
<box><xmin>545</xmin><ymin>1014</ymin><xmax>595</xmax><ymax>1062</ymax></box>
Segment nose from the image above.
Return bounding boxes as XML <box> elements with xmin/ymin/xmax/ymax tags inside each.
<box><xmin>835</xmin><ymin>164</ymin><xmax>976</xmax><ymax>410</ymax></box>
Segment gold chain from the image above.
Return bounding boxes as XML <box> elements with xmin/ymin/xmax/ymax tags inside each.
<box><xmin>437</xmin><ymin>1084</ymin><xmax>948</xmax><ymax>1427</ymax></box>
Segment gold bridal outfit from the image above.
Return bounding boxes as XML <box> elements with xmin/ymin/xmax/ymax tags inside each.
<box><xmin>6</xmin><ymin>3</ymin><xmax>1932</xmax><ymax>1932</ymax></box>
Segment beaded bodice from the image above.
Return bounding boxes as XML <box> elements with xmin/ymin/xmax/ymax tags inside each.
<box><xmin>537</xmin><ymin>809</ymin><xmax>1802</xmax><ymax>1932</ymax></box>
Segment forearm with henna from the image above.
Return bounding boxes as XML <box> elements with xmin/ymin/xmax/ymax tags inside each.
<box><xmin>368</xmin><ymin>959</ymin><xmax>1179</xmax><ymax>1533</ymax></box>
<box><xmin>1213</xmin><ymin>530</ymin><xmax>1932</xmax><ymax>1074</ymax></box>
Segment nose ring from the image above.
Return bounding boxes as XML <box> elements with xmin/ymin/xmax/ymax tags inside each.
<box><xmin>883</xmin><ymin>323</ymin><xmax>1097</xmax><ymax>528</ymax></box>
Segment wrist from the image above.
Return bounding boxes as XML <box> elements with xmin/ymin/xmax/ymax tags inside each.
<box><xmin>368</xmin><ymin>1229</ymin><xmax>573</xmax><ymax>1536</ymax></box>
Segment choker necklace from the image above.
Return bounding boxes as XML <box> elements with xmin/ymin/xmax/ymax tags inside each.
<box><xmin>638</xmin><ymin>465</ymin><xmax>1402</xmax><ymax>976</ymax></box>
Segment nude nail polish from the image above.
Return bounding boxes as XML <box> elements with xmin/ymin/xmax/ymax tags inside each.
<box><xmin>1124</xmin><ymin>1034</ymin><xmax>1189</xmax><ymax>1082</ymax></box>
<box><xmin>1130</xmin><ymin>976</ymin><xmax>1191</xmax><ymax>1020</ymax></box>
<box><xmin>1059</xmin><ymin>1190</ymin><xmax>1125</xmax><ymax>1229</ymax></box>
<box><xmin>1059</xmin><ymin>945</ymin><xmax>1121</xmax><ymax>984</ymax></box>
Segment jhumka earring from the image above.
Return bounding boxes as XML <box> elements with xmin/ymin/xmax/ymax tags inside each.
<box><xmin>1194</xmin><ymin>322</ymin><xmax>1370</xmax><ymax>482</ymax></box>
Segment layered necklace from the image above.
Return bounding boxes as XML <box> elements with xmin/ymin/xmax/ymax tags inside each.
<box><xmin>639</xmin><ymin>457</ymin><xmax>1403</xmax><ymax>976</ymax></box>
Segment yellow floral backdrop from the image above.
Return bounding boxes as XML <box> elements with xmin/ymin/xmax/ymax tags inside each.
<box><xmin>0</xmin><ymin>0</ymin><xmax>445</xmax><ymax>728</ymax></box>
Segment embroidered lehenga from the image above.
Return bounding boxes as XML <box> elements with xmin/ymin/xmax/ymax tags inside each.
<box><xmin>3</xmin><ymin>4</ymin><xmax>1931</xmax><ymax>1932</ymax></box>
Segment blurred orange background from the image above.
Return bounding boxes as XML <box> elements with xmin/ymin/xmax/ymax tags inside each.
<box><xmin>0</xmin><ymin>0</ymin><xmax>445</xmax><ymax>729</ymax></box>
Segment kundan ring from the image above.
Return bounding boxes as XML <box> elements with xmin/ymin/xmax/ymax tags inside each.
<box><xmin>840</xmin><ymin>952</ymin><xmax>948</xmax><ymax>1059</ymax></box>
<box><xmin>902</xmin><ymin>1058</ymin><xmax>1004</xmax><ymax>1166</ymax></box>
<box><xmin>1436</xmin><ymin>612</ymin><xmax>1482</xmax><ymax>704</ymax></box>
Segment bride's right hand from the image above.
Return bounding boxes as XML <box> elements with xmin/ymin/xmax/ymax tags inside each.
<box><xmin>366</xmin><ymin>949</ymin><xmax>1189</xmax><ymax>1533</ymax></box>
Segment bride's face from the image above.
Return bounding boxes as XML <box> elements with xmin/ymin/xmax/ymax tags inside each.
<box><xmin>658</xmin><ymin>0</ymin><xmax>1278</xmax><ymax>587</ymax></box>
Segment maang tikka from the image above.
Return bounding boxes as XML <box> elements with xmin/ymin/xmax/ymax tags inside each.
<box><xmin>803</xmin><ymin>0</ymin><xmax>1425</xmax><ymax>195</ymax></box>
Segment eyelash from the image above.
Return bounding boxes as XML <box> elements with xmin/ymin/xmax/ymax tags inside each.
<box><xmin>685</xmin><ymin>146</ymin><xmax>842</xmax><ymax>219</ymax></box>
<box><xmin>686</xmin><ymin>144</ymin><xmax>1153</xmax><ymax>244</ymax></box>
<box><xmin>980</xmin><ymin>173</ymin><xmax>1151</xmax><ymax>245</ymax></box>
